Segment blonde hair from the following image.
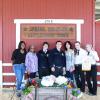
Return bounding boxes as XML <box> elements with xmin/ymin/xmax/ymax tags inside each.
<box><xmin>86</xmin><ymin>44</ymin><xmax>94</xmax><ymax>50</ymax></box>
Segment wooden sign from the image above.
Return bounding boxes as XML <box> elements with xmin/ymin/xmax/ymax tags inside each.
<box><xmin>21</xmin><ymin>24</ymin><xmax>76</xmax><ymax>39</ymax></box>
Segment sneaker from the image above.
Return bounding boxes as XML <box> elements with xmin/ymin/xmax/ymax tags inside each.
<box><xmin>16</xmin><ymin>90</ymin><xmax>22</xmax><ymax>97</ymax></box>
<box><xmin>91</xmin><ymin>93</ymin><xmax>97</xmax><ymax>96</ymax></box>
<box><xmin>77</xmin><ymin>92</ymin><xmax>83</xmax><ymax>99</ymax></box>
<box><xmin>16</xmin><ymin>92</ymin><xmax>21</xmax><ymax>97</ymax></box>
<box><xmin>88</xmin><ymin>92</ymin><xmax>96</xmax><ymax>96</ymax></box>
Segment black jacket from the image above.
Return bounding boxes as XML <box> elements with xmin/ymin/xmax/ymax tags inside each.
<box><xmin>37</xmin><ymin>50</ymin><xmax>50</xmax><ymax>68</ymax></box>
<box><xmin>49</xmin><ymin>48</ymin><xmax>66</xmax><ymax>68</ymax></box>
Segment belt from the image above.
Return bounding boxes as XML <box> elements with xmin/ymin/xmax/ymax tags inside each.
<box><xmin>91</xmin><ymin>64</ymin><xmax>96</xmax><ymax>66</ymax></box>
<box><xmin>41</xmin><ymin>67</ymin><xmax>46</xmax><ymax>68</ymax></box>
<box><xmin>55</xmin><ymin>66</ymin><xmax>62</xmax><ymax>68</ymax></box>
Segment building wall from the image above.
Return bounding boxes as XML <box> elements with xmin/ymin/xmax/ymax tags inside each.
<box><xmin>0</xmin><ymin>0</ymin><xmax>97</xmax><ymax>86</ymax></box>
<box><xmin>95</xmin><ymin>22</ymin><xmax>100</xmax><ymax>86</ymax></box>
<box><xmin>0</xmin><ymin>0</ymin><xmax>2</xmax><ymax>87</ymax></box>
<box><xmin>95</xmin><ymin>22</ymin><xmax>100</xmax><ymax>57</ymax></box>
<box><xmin>2</xmin><ymin>0</ymin><xmax>94</xmax><ymax>63</ymax></box>
<box><xmin>0</xmin><ymin>0</ymin><xmax>2</xmax><ymax>61</ymax></box>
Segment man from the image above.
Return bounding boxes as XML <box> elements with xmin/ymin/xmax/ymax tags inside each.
<box><xmin>49</xmin><ymin>41</ymin><xmax>66</xmax><ymax>77</ymax></box>
<box><xmin>74</xmin><ymin>41</ymin><xmax>87</xmax><ymax>92</ymax></box>
<box><xmin>85</xmin><ymin>44</ymin><xmax>99</xmax><ymax>95</ymax></box>
<box><xmin>37</xmin><ymin>42</ymin><xmax>50</xmax><ymax>79</ymax></box>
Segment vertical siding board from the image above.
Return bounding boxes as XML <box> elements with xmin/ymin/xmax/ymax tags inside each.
<box><xmin>0</xmin><ymin>0</ymin><xmax>2</xmax><ymax>60</ymax></box>
<box><xmin>95</xmin><ymin>22</ymin><xmax>100</xmax><ymax>57</ymax></box>
<box><xmin>0</xmin><ymin>0</ymin><xmax>3</xmax><ymax>88</ymax></box>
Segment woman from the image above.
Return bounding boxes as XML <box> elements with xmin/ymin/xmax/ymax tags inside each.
<box><xmin>64</xmin><ymin>41</ymin><xmax>74</xmax><ymax>80</ymax></box>
<box><xmin>85</xmin><ymin>44</ymin><xmax>99</xmax><ymax>95</ymax></box>
<box><xmin>37</xmin><ymin>42</ymin><xmax>50</xmax><ymax>79</ymax></box>
<box><xmin>11</xmin><ymin>41</ymin><xmax>27</xmax><ymax>96</ymax></box>
<box><xmin>25</xmin><ymin>45</ymin><xmax>38</xmax><ymax>79</ymax></box>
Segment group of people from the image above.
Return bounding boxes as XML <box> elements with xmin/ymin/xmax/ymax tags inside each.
<box><xmin>11</xmin><ymin>40</ymin><xmax>99</xmax><ymax>97</ymax></box>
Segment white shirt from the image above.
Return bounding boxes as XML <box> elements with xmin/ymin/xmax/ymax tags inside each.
<box><xmin>74</xmin><ymin>48</ymin><xmax>87</xmax><ymax>64</ymax></box>
<box><xmin>87</xmin><ymin>50</ymin><xmax>99</xmax><ymax>65</ymax></box>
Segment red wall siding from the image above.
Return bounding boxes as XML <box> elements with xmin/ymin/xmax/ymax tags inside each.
<box><xmin>2</xmin><ymin>0</ymin><xmax>94</xmax><ymax>63</ymax></box>
<box><xmin>95</xmin><ymin>22</ymin><xmax>100</xmax><ymax>57</ymax></box>
<box><xmin>0</xmin><ymin>0</ymin><xmax>2</xmax><ymax>60</ymax></box>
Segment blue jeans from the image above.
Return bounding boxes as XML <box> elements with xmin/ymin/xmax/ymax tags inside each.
<box><xmin>13</xmin><ymin>64</ymin><xmax>26</xmax><ymax>90</ymax></box>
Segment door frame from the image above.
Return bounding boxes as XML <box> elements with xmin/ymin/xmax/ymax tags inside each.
<box><xmin>14</xmin><ymin>19</ymin><xmax>84</xmax><ymax>48</ymax></box>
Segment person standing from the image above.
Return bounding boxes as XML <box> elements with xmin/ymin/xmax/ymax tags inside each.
<box><xmin>25</xmin><ymin>45</ymin><xmax>38</xmax><ymax>79</ymax></box>
<box><xmin>64</xmin><ymin>41</ymin><xmax>74</xmax><ymax>80</ymax></box>
<box><xmin>37</xmin><ymin>42</ymin><xmax>50</xmax><ymax>79</ymax></box>
<box><xmin>11</xmin><ymin>41</ymin><xmax>27</xmax><ymax>97</ymax></box>
<box><xmin>85</xmin><ymin>44</ymin><xmax>99</xmax><ymax>95</ymax></box>
<box><xmin>74</xmin><ymin>41</ymin><xmax>87</xmax><ymax>92</ymax></box>
<box><xmin>49</xmin><ymin>41</ymin><xmax>66</xmax><ymax>77</ymax></box>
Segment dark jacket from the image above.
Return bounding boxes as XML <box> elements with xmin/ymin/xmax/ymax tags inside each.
<box><xmin>49</xmin><ymin>48</ymin><xmax>66</xmax><ymax>68</ymax></box>
<box><xmin>37</xmin><ymin>50</ymin><xmax>50</xmax><ymax>68</ymax></box>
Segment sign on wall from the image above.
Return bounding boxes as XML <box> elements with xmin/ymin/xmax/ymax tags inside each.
<box><xmin>21</xmin><ymin>24</ymin><xmax>76</xmax><ymax>40</ymax></box>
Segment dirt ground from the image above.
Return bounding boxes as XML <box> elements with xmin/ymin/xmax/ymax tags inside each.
<box><xmin>0</xmin><ymin>87</ymin><xmax>100</xmax><ymax>100</ymax></box>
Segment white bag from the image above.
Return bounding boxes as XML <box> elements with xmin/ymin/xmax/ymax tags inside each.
<box><xmin>82</xmin><ymin>56</ymin><xmax>91</xmax><ymax>71</ymax></box>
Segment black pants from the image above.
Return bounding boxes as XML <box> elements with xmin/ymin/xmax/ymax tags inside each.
<box><xmin>29</xmin><ymin>72</ymin><xmax>36</xmax><ymax>79</ymax></box>
<box><xmin>74</xmin><ymin>65</ymin><xmax>85</xmax><ymax>92</ymax></box>
<box><xmin>39</xmin><ymin>67</ymin><xmax>50</xmax><ymax>79</ymax></box>
<box><xmin>52</xmin><ymin>67</ymin><xmax>63</xmax><ymax>77</ymax></box>
<box><xmin>86</xmin><ymin>65</ymin><xmax>97</xmax><ymax>95</ymax></box>
<box><xmin>66</xmin><ymin>71</ymin><xmax>74</xmax><ymax>80</ymax></box>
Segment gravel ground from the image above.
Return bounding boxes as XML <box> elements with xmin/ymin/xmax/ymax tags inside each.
<box><xmin>0</xmin><ymin>87</ymin><xmax>100</xmax><ymax>100</ymax></box>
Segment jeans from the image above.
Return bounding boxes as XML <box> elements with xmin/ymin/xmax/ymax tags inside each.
<box><xmin>13</xmin><ymin>64</ymin><xmax>26</xmax><ymax>90</ymax></box>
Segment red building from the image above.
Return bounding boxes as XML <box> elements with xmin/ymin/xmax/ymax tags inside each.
<box><xmin>0</xmin><ymin>0</ymin><xmax>100</xmax><ymax>87</ymax></box>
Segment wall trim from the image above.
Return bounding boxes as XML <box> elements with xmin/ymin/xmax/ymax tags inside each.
<box><xmin>3</xmin><ymin>73</ymin><xmax>15</xmax><ymax>76</ymax></box>
<box><xmin>2</xmin><ymin>62</ymin><xmax>100</xmax><ymax>67</ymax></box>
<box><xmin>14</xmin><ymin>19</ymin><xmax>84</xmax><ymax>48</ymax></box>
<box><xmin>3</xmin><ymin>83</ymin><xmax>15</xmax><ymax>85</ymax></box>
<box><xmin>0</xmin><ymin>60</ymin><xmax>2</xmax><ymax>88</ymax></box>
<box><xmin>2</xmin><ymin>63</ymin><xmax>12</xmax><ymax>66</ymax></box>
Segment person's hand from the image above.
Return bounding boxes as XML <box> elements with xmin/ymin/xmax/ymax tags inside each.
<box><xmin>63</xmin><ymin>67</ymin><xmax>66</xmax><ymax>75</ymax></box>
<box><xmin>27</xmin><ymin>71</ymin><xmax>30</xmax><ymax>75</ymax></box>
<box><xmin>51</xmin><ymin>67</ymin><xmax>55</xmax><ymax>72</ymax></box>
<box><xmin>70</xmin><ymin>66</ymin><xmax>75</xmax><ymax>72</ymax></box>
<box><xmin>63</xmin><ymin>67</ymin><xmax>66</xmax><ymax>71</ymax></box>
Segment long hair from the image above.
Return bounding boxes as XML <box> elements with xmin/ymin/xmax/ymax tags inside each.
<box><xmin>18</xmin><ymin>41</ymin><xmax>26</xmax><ymax>50</ymax></box>
<box><xmin>64</xmin><ymin>41</ymin><xmax>73</xmax><ymax>51</ymax></box>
